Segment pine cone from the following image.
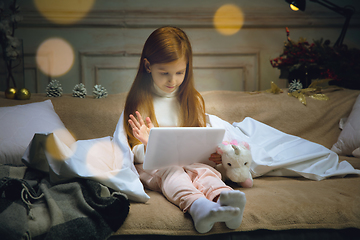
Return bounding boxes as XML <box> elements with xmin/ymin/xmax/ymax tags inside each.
<box><xmin>288</xmin><ymin>79</ymin><xmax>303</xmax><ymax>93</ymax></box>
<box><xmin>46</xmin><ymin>79</ymin><xmax>63</xmax><ymax>97</ymax></box>
<box><xmin>72</xmin><ymin>83</ymin><xmax>87</xmax><ymax>98</ymax></box>
<box><xmin>93</xmin><ymin>85</ymin><xmax>108</xmax><ymax>99</ymax></box>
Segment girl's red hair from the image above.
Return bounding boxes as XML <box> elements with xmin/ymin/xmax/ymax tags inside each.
<box><xmin>124</xmin><ymin>26</ymin><xmax>206</xmax><ymax>148</ymax></box>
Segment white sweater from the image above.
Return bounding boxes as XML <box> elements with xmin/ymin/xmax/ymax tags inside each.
<box><xmin>132</xmin><ymin>83</ymin><xmax>180</xmax><ymax>163</ymax></box>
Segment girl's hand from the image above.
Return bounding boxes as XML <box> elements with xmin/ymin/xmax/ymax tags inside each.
<box><xmin>209</xmin><ymin>152</ymin><xmax>222</xmax><ymax>165</ymax></box>
<box><xmin>128</xmin><ymin>111</ymin><xmax>154</xmax><ymax>147</ymax></box>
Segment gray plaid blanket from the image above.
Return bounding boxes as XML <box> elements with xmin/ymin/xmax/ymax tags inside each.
<box><xmin>0</xmin><ymin>164</ymin><xmax>129</xmax><ymax>240</ymax></box>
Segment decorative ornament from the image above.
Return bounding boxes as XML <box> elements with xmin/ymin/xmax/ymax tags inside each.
<box><xmin>288</xmin><ymin>80</ymin><xmax>331</xmax><ymax>106</ymax></box>
<box><xmin>265</xmin><ymin>81</ymin><xmax>283</xmax><ymax>94</ymax></box>
<box><xmin>93</xmin><ymin>85</ymin><xmax>108</xmax><ymax>99</ymax></box>
<box><xmin>16</xmin><ymin>88</ymin><xmax>31</xmax><ymax>100</ymax></box>
<box><xmin>46</xmin><ymin>79</ymin><xmax>63</xmax><ymax>97</ymax></box>
<box><xmin>288</xmin><ymin>79</ymin><xmax>303</xmax><ymax>93</ymax></box>
<box><xmin>261</xmin><ymin>80</ymin><xmax>331</xmax><ymax>106</ymax></box>
<box><xmin>72</xmin><ymin>83</ymin><xmax>87</xmax><ymax>98</ymax></box>
<box><xmin>5</xmin><ymin>87</ymin><xmax>17</xmax><ymax>99</ymax></box>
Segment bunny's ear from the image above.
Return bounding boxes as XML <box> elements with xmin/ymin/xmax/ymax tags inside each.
<box><xmin>241</xmin><ymin>141</ymin><xmax>250</xmax><ymax>150</ymax></box>
<box><xmin>230</xmin><ymin>139</ymin><xmax>238</xmax><ymax>146</ymax></box>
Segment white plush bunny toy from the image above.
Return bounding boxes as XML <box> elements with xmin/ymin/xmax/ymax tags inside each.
<box><xmin>216</xmin><ymin>140</ymin><xmax>253</xmax><ymax>188</ymax></box>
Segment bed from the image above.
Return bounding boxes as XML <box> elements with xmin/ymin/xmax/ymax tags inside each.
<box><xmin>1</xmin><ymin>87</ymin><xmax>359</xmax><ymax>240</ymax></box>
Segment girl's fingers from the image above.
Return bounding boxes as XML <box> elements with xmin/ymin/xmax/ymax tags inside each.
<box><xmin>129</xmin><ymin>114</ymin><xmax>141</xmax><ymax>128</ymax></box>
<box><xmin>209</xmin><ymin>153</ymin><xmax>222</xmax><ymax>164</ymax></box>
<box><xmin>128</xmin><ymin>119</ymin><xmax>138</xmax><ymax>130</ymax></box>
<box><xmin>146</xmin><ymin>117</ymin><xmax>154</xmax><ymax>129</ymax></box>
<box><xmin>136</xmin><ymin>111</ymin><xmax>145</xmax><ymax>126</ymax></box>
<box><xmin>128</xmin><ymin>119</ymin><xmax>134</xmax><ymax>128</ymax></box>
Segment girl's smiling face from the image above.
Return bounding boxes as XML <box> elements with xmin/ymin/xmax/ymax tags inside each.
<box><xmin>147</xmin><ymin>57</ymin><xmax>187</xmax><ymax>94</ymax></box>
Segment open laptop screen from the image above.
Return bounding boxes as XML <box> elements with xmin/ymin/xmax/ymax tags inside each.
<box><xmin>143</xmin><ymin>127</ymin><xmax>225</xmax><ymax>170</ymax></box>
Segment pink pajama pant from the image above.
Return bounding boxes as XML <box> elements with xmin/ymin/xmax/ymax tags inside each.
<box><xmin>135</xmin><ymin>163</ymin><xmax>233</xmax><ymax>212</ymax></box>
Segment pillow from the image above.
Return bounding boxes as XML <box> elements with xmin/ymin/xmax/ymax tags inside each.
<box><xmin>353</xmin><ymin>147</ymin><xmax>360</xmax><ymax>158</ymax></box>
<box><xmin>331</xmin><ymin>94</ymin><xmax>360</xmax><ymax>156</ymax></box>
<box><xmin>0</xmin><ymin>100</ymin><xmax>66</xmax><ymax>165</ymax></box>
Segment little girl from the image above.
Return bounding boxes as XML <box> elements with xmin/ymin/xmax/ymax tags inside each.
<box><xmin>123</xmin><ymin>26</ymin><xmax>246</xmax><ymax>233</ymax></box>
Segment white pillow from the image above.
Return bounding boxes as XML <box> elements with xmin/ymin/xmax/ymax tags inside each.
<box><xmin>353</xmin><ymin>147</ymin><xmax>360</xmax><ymax>158</ymax></box>
<box><xmin>0</xmin><ymin>100</ymin><xmax>66</xmax><ymax>165</ymax></box>
<box><xmin>331</xmin><ymin>94</ymin><xmax>360</xmax><ymax>156</ymax></box>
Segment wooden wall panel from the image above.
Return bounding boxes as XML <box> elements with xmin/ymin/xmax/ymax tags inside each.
<box><xmin>2</xmin><ymin>0</ymin><xmax>358</xmax><ymax>93</ymax></box>
<box><xmin>80</xmin><ymin>52</ymin><xmax>140</xmax><ymax>94</ymax></box>
<box><xmin>80</xmin><ymin>52</ymin><xmax>259</xmax><ymax>93</ymax></box>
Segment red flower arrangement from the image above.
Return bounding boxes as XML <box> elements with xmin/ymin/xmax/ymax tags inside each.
<box><xmin>270</xmin><ymin>28</ymin><xmax>360</xmax><ymax>89</ymax></box>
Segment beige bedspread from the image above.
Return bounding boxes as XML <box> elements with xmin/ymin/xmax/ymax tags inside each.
<box><xmin>116</xmin><ymin>156</ymin><xmax>360</xmax><ymax>235</ymax></box>
<box><xmin>1</xmin><ymin>88</ymin><xmax>359</xmax><ymax>235</ymax></box>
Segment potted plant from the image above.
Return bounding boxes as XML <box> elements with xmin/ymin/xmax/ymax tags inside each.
<box><xmin>270</xmin><ymin>28</ymin><xmax>360</xmax><ymax>89</ymax></box>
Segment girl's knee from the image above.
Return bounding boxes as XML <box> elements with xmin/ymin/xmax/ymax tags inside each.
<box><xmin>155</xmin><ymin>165</ymin><xmax>187</xmax><ymax>181</ymax></box>
<box><xmin>185</xmin><ymin>163</ymin><xmax>222</xmax><ymax>179</ymax></box>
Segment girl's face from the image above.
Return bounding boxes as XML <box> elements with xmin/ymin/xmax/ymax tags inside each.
<box><xmin>148</xmin><ymin>57</ymin><xmax>187</xmax><ymax>94</ymax></box>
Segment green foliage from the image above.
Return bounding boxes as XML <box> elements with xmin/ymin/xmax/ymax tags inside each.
<box><xmin>271</xmin><ymin>29</ymin><xmax>360</xmax><ymax>89</ymax></box>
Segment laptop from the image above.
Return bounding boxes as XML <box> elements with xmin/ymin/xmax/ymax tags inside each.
<box><xmin>143</xmin><ymin>127</ymin><xmax>225</xmax><ymax>170</ymax></box>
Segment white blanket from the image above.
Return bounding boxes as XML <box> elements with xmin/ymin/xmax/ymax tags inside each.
<box><xmin>23</xmin><ymin>112</ymin><xmax>150</xmax><ymax>203</ymax></box>
<box><xmin>207</xmin><ymin>114</ymin><xmax>360</xmax><ymax>180</ymax></box>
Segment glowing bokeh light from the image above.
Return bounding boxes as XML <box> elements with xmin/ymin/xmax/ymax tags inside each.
<box><xmin>36</xmin><ymin>37</ymin><xmax>74</xmax><ymax>77</ymax></box>
<box><xmin>290</xmin><ymin>4</ymin><xmax>300</xmax><ymax>11</ymax></box>
<box><xmin>45</xmin><ymin>128</ymin><xmax>77</xmax><ymax>161</ymax></box>
<box><xmin>86</xmin><ymin>140</ymin><xmax>123</xmax><ymax>179</ymax></box>
<box><xmin>213</xmin><ymin>4</ymin><xmax>244</xmax><ymax>36</ymax></box>
<box><xmin>34</xmin><ymin>0</ymin><xmax>95</xmax><ymax>25</ymax></box>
